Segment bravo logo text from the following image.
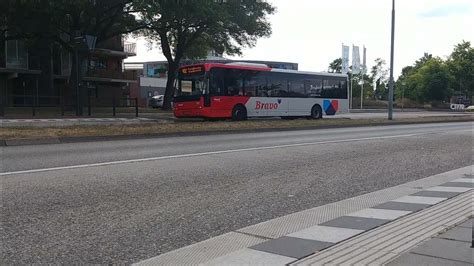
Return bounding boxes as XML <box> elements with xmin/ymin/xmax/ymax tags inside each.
<box><xmin>255</xmin><ymin>99</ymin><xmax>281</xmax><ymax>110</ymax></box>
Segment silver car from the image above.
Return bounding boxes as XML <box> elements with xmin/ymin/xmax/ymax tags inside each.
<box><xmin>149</xmin><ymin>95</ymin><xmax>164</xmax><ymax>108</ymax></box>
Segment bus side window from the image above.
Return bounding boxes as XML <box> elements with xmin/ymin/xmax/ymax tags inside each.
<box><xmin>305</xmin><ymin>79</ymin><xmax>322</xmax><ymax>98</ymax></box>
<box><xmin>289</xmin><ymin>79</ymin><xmax>306</xmax><ymax>98</ymax></box>
<box><xmin>210</xmin><ymin>68</ymin><xmax>225</xmax><ymax>96</ymax></box>
<box><xmin>224</xmin><ymin>69</ymin><xmax>244</xmax><ymax>96</ymax></box>
<box><xmin>339</xmin><ymin>80</ymin><xmax>348</xmax><ymax>99</ymax></box>
<box><xmin>322</xmin><ymin>79</ymin><xmax>345</xmax><ymax>98</ymax></box>
<box><xmin>267</xmin><ymin>73</ymin><xmax>288</xmax><ymax>97</ymax></box>
<box><xmin>244</xmin><ymin>71</ymin><xmax>265</xmax><ymax>97</ymax></box>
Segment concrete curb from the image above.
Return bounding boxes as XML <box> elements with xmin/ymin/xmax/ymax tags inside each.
<box><xmin>1</xmin><ymin>118</ymin><xmax>472</xmax><ymax>147</ymax></box>
<box><xmin>5</xmin><ymin>138</ymin><xmax>61</xmax><ymax>146</ymax></box>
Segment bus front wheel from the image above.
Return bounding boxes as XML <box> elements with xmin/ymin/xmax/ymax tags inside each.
<box><xmin>310</xmin><ymin>105</ymin><xmax>323</xmax><ymax>119</ymax></box>
<box><xmin>232</xmin><ymin>105</ymin><xmax>248</xmax><ymax>121</ymax></box>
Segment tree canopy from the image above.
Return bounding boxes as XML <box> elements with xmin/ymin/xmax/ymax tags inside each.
<box><xmin>1</xmin><ymin>0</ymin><xmax>139</xmax><ymax>49</ymax></box>
<box><xmin>395</xmin><ymin>42</ymin><xmax>473</xmax><ymax>104</ymax></box>
<box><xmin>328</xmin><ymin>58</ymin><xmax>342</xmax><ymax>73</ymax></box>
<box><xmin>446</xmin><ymin>41</ymin><xmax>474</xmax><ymax>101</ymax></box>
<box><xmin>135</xmin><ymin>0</ymin><xmax>275</xmax><ymax>109</ymax></box>
<box><xmin>370</xmin><ymin>58</ymin><xmax>388</xmax><ymax>100</ymax></box>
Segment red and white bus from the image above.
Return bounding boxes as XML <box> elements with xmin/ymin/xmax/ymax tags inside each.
<box><xmin>173</xmin><ymin>63</ymin><xmax>349</xmax><ymax>120</ymax></box>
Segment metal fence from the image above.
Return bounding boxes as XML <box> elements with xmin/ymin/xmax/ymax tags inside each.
<box><xmin>0</xmin><ymin>95</ymin><xmax>139</xmax><ymax>117</ymax></box>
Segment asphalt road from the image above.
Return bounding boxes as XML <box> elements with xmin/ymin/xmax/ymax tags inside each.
<box><xmin>1</xmin><ymin>122</ymin><xmax>472</xmax><ymax>264</ymax></box>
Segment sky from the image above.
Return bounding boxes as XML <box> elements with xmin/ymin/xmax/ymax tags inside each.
<box><xmin>125</xmin><ymin>0</ymin><xmax>473</xmax><ymax>77</ymax></box>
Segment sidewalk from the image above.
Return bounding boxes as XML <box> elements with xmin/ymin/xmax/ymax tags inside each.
<box><xmin>135</xmin><ymin>166</ymin><xmax>473</xmax><ymax>265</ymax></box>
<box><xmin>387</xmin><ymin>218</ymin><xmax>472</xmax><ymax>265</ymax></box>
<box><xmin>292</xmin><ymin>188</ymin><xmax>472</xmax><ymax>265</ymax></box>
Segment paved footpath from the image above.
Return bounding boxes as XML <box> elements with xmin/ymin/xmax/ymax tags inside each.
<box><xmin>386</xmin><ymin>218</ymin><xmax>473</xmax><ymax>266</ymax></box>
<box><xmin>136</xmin><ymin>166</ymin><xmax>473</xmax><ymax>265</ymax></box>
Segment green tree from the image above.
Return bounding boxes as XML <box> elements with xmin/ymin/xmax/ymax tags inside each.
<box><xmin>408</xmin><ymin>57</ymin><xmax>453</xmax><ymax>102</ymax></box>
<box><xmin>370</xmin><ymin>58</ymin><xmax>388</xmax><ymax>100</ymax></box>
<box><xmin>135</xmin><ymin>0</ymin><xmax>275</xmax><ymax>109</ymax></box>
<box><xmin>395</xmin><ymin>66</ymin><xmax>415</xmax><ymax>101</ymax></box>
<box><xmin>328</xmin><ymin>58</ymin><xmax>342</xmax><ymax>73</ymax></box>
<box><xmin>396</xmin><ymin>52</ymin><xmax>457</xmax><ymax>104</ymax></box>
<box><xmin>414</xmin><ymin>53</ymin><xmax>433</xmax><ymax>68</ymax></box>
<box><xmin>447</xmin><ymin>41</ymin><xmax>474</xmax><ymax>102</ymax></box>
<box><xmin>349</xmin><ymin>72</ymin><xmax>373</xmax><ymax>101</ymax></box>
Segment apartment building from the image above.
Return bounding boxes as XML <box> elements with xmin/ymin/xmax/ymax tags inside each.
<box><xmin>0</xmin><ymin>35</ymin><xmax>136</xmax><ymax>108</ymax></box>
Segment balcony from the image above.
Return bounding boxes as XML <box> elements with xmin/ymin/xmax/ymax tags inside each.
<box><xmin>84</xmin><ymin>68</ymin><xmax>137</xmax><ymax>84</ymax></box>
<box><xmin>91</xmin><ymin>36</ymin><xmax>136</xmax><ymax>58</ymax></box>
<box><xmin>124</xmin><ymin>42</ymin><xmax>136</xmax><ymax>56</ymax></box>
<box><xmin>95</xmin><ymin>36</ymin><xmax>123</xmax><ymax>51</ymax></box>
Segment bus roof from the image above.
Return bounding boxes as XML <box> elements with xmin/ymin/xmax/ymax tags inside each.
<box><xmin>180</xmin><ymin>63</ymin><xmax>348</xmax><ymax>78</ymax></box>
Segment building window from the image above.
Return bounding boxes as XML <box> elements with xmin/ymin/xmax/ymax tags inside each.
<box><xmin>89</xmin><ymin>58</ymin><xmax>107</xmax><ymax>70</ymax></box>
<box><xmin>6</xmin><ymin>39</ymin><xmax>28</xmax><ymax>69</ymax></box>
<box><xmin>61</xmin><ymin>48</ymin><xmax>71</xmax><ymax>76</ymax></box>
<box><xmin>146</xmin><ymin>63</ymin><xmax>168</xmax><ymax>78</ymax></box>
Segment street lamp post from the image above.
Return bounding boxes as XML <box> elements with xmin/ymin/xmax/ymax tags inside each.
<box><xmin>359</xmin><ymin>78</ymin><xmax>365</xmax><ymax>109</ymax></box>
<box><xmin>388</xmin><ymin>0</ymin><xmax>396</xmax><ymax>120</ymax></box>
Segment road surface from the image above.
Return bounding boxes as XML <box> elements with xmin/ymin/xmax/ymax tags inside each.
<box><xmin>1</xmin><ymin>122</ymin><xmax>472</xmax><ymax>264</ymax></box>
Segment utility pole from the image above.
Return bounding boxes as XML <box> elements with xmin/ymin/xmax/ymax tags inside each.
<box><xmin>360</xmin><ymin>78</ymin><xmax>364</xmax><ymax>109</ymax></box>
<box><xmin>388</xmin><ymin>0</ymin><xmax>395</xmax><ymax>120</ymax></box>
<box><xmin>350</xmin><ymin>76</ymin><xmax>353</xmax><ymax>109</ymax></box>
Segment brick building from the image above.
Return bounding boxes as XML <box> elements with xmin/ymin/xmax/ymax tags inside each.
<box><xmin>0</xmin><ymin>35</ymin><xmax>136</xmax><ymax>109</ymax></box>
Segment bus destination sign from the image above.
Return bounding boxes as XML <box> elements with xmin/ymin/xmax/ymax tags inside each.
<box><xmin>180</xmin><ymin>66</ymin><xmax>204</xmax><ymax>75</ymax></box>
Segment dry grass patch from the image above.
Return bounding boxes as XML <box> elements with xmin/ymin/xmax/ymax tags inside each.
<box><xmin>0</xmin><ymin>116</ymin><xmax>471</xmax><ymax>141</ymax></box>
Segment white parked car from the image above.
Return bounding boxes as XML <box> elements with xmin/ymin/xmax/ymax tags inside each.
<box><xmin>149</xmin><ymin>95</ymin><xmax>164</xmax><ymax>108</ymax></box>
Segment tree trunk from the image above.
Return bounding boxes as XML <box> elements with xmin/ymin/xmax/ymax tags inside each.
<box><xmin>38</xmin><ymin>37</ymin><xmax>54</xmax><ymax>105</ymax></box>
<box><xmin>37</xmin><ymin>0</ymin><xmax>54</xmax><ymax>105</ymax></box>
<box><xmin>162</xmin><ymin>62</ymin><xmax>178</xmax><ymax>110</ymax></box>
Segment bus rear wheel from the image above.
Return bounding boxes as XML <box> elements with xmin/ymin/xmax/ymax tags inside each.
<box><xmin>232</xmin><ymin>105</ymin><xmax>247</xmax><ymax>121</ymax></box>
<box><xmin>310</xmin><ymin>105</ymin><xmax>323</xmax><ymax>119</ymax></box>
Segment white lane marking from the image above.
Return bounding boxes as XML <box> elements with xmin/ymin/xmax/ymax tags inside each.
<box><xmin>0</xmin><ymin>131</ymin><xmax>462</xmax><ymax>176</ymax></box>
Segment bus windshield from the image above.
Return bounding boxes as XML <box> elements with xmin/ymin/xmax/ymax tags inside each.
<box><xmin>178</xmin><ymin>74</ymin><xmax>207</xmax><ymax>96</ymax></box>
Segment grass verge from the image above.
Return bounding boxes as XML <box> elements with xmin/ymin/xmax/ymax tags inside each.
<box><xmin>0</xmin><ymin>116</ymin><xmax>472</xmax><ymax>141</ymax></box>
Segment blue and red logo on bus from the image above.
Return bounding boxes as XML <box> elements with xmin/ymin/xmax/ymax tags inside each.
<box><xmin>323</xmin><ymin>100</ymin><xmax>339</xmax><ymax>115</ymax></box>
